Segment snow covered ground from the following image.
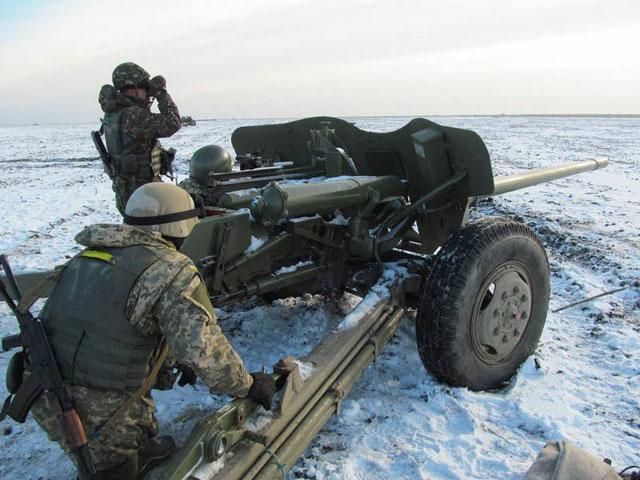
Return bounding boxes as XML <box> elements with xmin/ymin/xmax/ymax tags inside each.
<box><xmin>0</xmin><ymin>116</ymin><xmax>638</xmax><ymax>479</ymax></box>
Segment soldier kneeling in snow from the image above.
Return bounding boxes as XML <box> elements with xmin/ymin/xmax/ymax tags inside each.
<box><xmin>29</xmin><ymin>183</ymin><xmax>275</xmax><ymax>479</ymax></box>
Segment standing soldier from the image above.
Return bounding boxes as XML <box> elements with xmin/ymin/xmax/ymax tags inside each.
<box><xmin>97</xmin><ymin>62</ymin><xmax>182</xmax><ymax>215</ymax></box>
<box><xmin>25</xmin><ymin>183</ymin><xmax>276</xmax><ymax>479</ymax></box>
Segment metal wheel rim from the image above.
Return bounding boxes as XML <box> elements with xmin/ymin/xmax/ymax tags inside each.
<box><xmin>471</xmin><ymin>261</ymin><xmax>533</xmax><ymax>364</ymax></box>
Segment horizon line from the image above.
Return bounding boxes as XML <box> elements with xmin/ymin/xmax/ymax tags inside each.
<box><xmin>1</xmin><ymin>112</ymin><xmax>639</xmax><ymax>128</ymax></box>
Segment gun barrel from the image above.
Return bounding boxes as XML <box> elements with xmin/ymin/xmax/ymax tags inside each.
<box><xmin>490</xmin><ymin>157</ymin><xmax>608</xmax><ymax>196</ymax></box>
<box><xmin>250</xmin><ymin>176</ymin><xmax>405</xmax><ymax>225</ymax></box>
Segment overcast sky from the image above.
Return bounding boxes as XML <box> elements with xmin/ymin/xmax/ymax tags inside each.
<box><xmin>0</xmin><ymin>0</ymin><xmax>639</xmax><ymax>125</ymax></box>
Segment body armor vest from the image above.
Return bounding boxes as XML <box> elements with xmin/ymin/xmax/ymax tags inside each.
<box><xmin>40</xmin><ymin>246</ymin><xmax>162</xmax><ymax>392</ymax></box>
<box><xmin>102</xmin><ymin>110</ymin><xmax>161</xmax><ymax>179</ymax></box>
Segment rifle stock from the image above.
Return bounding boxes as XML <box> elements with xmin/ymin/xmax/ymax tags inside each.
<box><xmin>2</xmin><ymin>333</ymin><xmax>22</xmax><ymax>351</ymax></box>
<box><xmin>91</xmin><ymin>130</ymin><xmax>115</xmax><ymax>179</ymax></box>
<box><xmin>0</xmin><ymin>259</ymin><xmax>97</xmax><ymax>479</ymax></box>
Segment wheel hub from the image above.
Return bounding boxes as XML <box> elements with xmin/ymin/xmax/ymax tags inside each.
<box><xmin>472</xmin><ymin>263</ymin><xmax>532</xmax><ymax>364</ymax></box>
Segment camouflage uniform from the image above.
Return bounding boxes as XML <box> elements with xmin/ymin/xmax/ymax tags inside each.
<box><xmin>100</xmin><ymin>89</ymin><xmax>181</xmax><ymax>214</ymax></box>
<box><xmin>177</xmin><ymin>176</ymin><xmax>207</xmax><ymax>200</ymax></box>
<box><xmin>31</xmin><ymin>224</ymin><xmax>252</xmax><ymax>475</ymax></box>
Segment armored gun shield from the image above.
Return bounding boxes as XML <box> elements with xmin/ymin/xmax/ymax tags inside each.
<box><xmin>232</xmin><ymin>117</ymin><xmax>495</xmax><ymax>251</ymax></box>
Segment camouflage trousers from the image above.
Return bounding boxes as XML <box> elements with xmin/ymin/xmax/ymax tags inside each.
<box><xmin>113</xmin><ymin>176</ymin><xmax>163</xmax><ymax>215</ymax></box>
<box><xmin>31</xmin><ymin>385</ymin><xmax>158</xmax><ymax>479</ymax></box>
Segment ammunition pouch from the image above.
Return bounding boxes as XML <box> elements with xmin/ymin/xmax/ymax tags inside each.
<box><xmin>160</xmin><ymin>147</ymin><xmax>176</xmax><ymax>176</ymax></box>
<box><xmin>6</xmin><ymin>351</ymin><xmax>25</xmax><ymax>394</ymax></box>
<box><xmin>116</xmin><ymin>153</ymin><xmax>154</xmax><ymax>180</ymax></box>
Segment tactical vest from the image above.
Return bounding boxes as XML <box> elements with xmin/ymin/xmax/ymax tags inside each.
<box><xmin>40</xmin><ymin>246</ymin><xmax>163</xmax><ymax>392</ymax></box>
<box><xmin>102</xmin><ymin>110</ymin><xmax>162</xmax><ymax>179</ymax></box>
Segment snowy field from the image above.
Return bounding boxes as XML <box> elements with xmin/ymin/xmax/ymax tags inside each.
<box><xmin>0</xmin><ymin>116</ymin><xmax>638</xmax><ymax>479</ymax></box>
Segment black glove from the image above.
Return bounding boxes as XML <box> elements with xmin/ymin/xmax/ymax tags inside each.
<box><xmin>148</xmin><ymin>75</ymin><xmax>167</xmax><ymax>97</ymax></box>
<box><xmin>177</xmin><ymin>364</ymin><xmax>197</xmax><ymax>387</ymax></box>
<box><xmin>247</xmin><ymin>373</ymin><xmax>276</xmax><ymax>410</ymax></box>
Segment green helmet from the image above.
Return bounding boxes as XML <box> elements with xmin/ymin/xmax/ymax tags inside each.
<box><xmin>190</xmin><ymin>145</ymin><xmax>233</xmax><ymax>184</ymax></box>
<box><xmin>112</xmin><ymin>62</ymin><xmax>150</xmax><ymax>91</ymax></box>
<box><xmin>124</xmin><ymin>183</ymin><xmax>199</xmax><ymax>238</ymax></box>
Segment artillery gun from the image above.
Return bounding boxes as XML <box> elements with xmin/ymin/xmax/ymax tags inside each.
<box><xmin>1</xmin><ymin>116</ymin><xmax>607</xmax><ymax>479</ymax></box>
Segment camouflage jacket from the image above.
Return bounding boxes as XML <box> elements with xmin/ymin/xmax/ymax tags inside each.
<box><xmin>178</xmin><ymin>176</ymin><xmax>207</xmax><ymax>199</ymax></box>
<box><xmin>100</xmin><ymin>89</ymin><xmax>182</xmax><ymax>153</ymax></box>
<box><xmin>74</xmin><ymin>224</ymin><xmax>253</xmax><ymax>397</ymax></box>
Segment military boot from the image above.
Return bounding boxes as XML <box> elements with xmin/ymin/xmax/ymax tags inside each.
<box><xmin>138</xmin><ymin>435</ymin><xmax>176</xmax><ymax>477</ymax></box>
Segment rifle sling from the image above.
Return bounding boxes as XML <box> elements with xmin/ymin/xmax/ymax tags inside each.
<box><xmin>92</xmin><ymin>340</ymin><xmax>169</xmax><ymax>439</ymax></box>
<box><xmin>16</xmin><ymin>249</ymin><xmax>89</xmax><ymax>314</ymax></box>
<box><xmin>17</xmin><ymin>269</ymin><xmax>66</xmax><ymax>314</ymax></box>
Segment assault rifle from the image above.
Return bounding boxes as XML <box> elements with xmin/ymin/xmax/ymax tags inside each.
<box><xmin>91</xmin><ymin>130</ymin><xmax>115</xmax><ymax>179</ymax></box>
<box><xmin>0</xmin><ymin>255</ymin><xmax>96</xmax><ymax>479</ymax></box>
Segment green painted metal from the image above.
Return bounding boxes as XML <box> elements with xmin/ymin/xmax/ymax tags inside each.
<box><xmin>179</xmin><ymin>209</ymin><xmax>250</xmax><ymax>266</ymax></box>
<box><xmin>232</xmin><ymin>116</ymin><xmax>494</xmax><ymax>198</ymax></box>
<box><xmin>471</xmin><ymin>263</ymin><xmax>533</xmax><ymax>364</ymax></box>
<box><xmin>489</xmin><ymin>157</ymin><xmax>608</xmax><ymax>196</ymax></box>
<box><xmin>4</xmin><ymin>119</ymin><xmax>610</xmax><ymax>305</ymax></box>
<box><xmin>250</xmin><ymin>176</ymin><xmax>404</xmax><ymax>225</ymax></box>
<box><xmin>254</xmin><ymin>307</ymin><xmax>405</xmax><ymax>480</ymax></box>
<box><xmin>162</xmin><ymin>275</ymin><xmax>412</xmax><ymax>479</ymax></box>
<box><xmin>217</xmin><ymin>188</ymin><xmax>262</xmax><ymax>210</ymax></box>
<box><xmin>152</xmin><ymin>118</ymin><xmax>611</xmax><ymax>478</ymax></box>
<box><xmin>162</xmin><ymin>397</ymin><xmax>259</xmax><ymax>479</ymax></box>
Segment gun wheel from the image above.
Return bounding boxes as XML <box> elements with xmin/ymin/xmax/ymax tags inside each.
<box><xmin>416</xmin><ymin>217</ymin><xmax>550</xmax><ymax>391</ymax></box>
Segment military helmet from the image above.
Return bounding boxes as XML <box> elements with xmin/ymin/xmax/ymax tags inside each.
<box><xmin>124</xmin><ymin>183</ymin><xmax>199</xmax><ymax>238</ymax></box>
<box><xmin>112</xmin><ymin>62</ymin><xmax>150</xmax><ymax>91</ymax></box>
<box><xmin>190</xmin><ymin>145</ymin><xmax>233</xmax><ymax>184</ymax></box>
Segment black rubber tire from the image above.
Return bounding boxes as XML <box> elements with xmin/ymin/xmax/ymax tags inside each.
<box><xmin>416</xmin><ymin>217</ymin><xmax>550</xmax><ymax>391</ymax></box>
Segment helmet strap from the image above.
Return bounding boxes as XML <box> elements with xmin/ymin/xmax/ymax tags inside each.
<box><xmin>123</xmin><ymin>205</ymin><xmax>205</xmax><ymax>226</ymax></box>
<box><xmin>163</xmin><ymin>236</ymin><xmax>185</xmax><ymax>250</ymax></box>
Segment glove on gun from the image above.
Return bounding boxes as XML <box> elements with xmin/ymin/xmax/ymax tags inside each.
<box><xmin>177</xmin><ymin>365</ymin><xmax>197</xmax><ymax>387</ymax></box>
<box><xmin>247</xmin><ymin>373</ymin><xmax>276</xmax><ymax>411</ymax></box>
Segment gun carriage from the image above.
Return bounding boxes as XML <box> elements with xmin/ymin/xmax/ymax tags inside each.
<box><xmin>2</xmin><ymin>117</ymin><xmax>608</xmax><ymax>479</ymax></box>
